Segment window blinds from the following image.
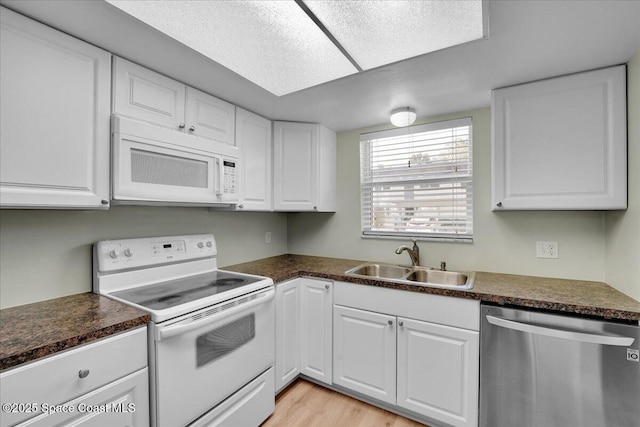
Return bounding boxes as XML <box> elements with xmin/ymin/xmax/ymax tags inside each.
<box><xmin>360</xmin><ymin>118</ymin><xmax>473</xmax><ymax>241</ymax></box>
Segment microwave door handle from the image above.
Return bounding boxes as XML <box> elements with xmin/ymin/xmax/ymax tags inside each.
<box><xmin>156</xmin><ymin>288</ymin><xmax>274</xmax><ymax>341</ymax></box>
<box><xmin>486</xmin><ymin>315</ymin><xmax>635</xmax><ymax>346</ymax></box>
<box><xmin>215</xmin><ymin>156</ymin><xmax>224</xmax><ymax>196</ymax></box>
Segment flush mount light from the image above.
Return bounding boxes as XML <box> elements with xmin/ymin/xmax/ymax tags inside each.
<box><xmin>390</xmin><ymin>107</ymin><xmax>417</xmax><ymax>127</ymax></box>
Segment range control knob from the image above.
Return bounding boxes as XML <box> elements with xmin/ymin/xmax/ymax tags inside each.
<box><xmin>124</xmin><ymin>249</ymin><xmax>133</xmax><ymax>257</ymax></box>
<box><xmin>206</xmin><ymin>241</ymin><xmax>213</xmax><ymax>248</ymax></box>
<box><xmin>109</xmin><ymin>250</ymin><xmax>119</xmax><ymax>259</ymax></box>
<box><xmin>197</xmin><ymin>242</ymin><xmax>204</xmax><ymax>249</ymax></box>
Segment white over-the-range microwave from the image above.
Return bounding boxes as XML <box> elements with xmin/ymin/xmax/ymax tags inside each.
<box><xmin>111</xmin><ymin>116</ymin><xmax>238</xmax><ymax>206</ymax></box>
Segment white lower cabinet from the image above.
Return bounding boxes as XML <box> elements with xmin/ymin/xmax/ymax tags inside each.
<box><xmin>0</xmin><ymin>327</ymin><xmax>149</xmax><ymax>427</ymax></box>
<box><xmin>17</xmin><ymin>370</ymin><xmax>148</xmax><ymax>427</ymax></box>
<box><xmin>275</xmin><ymin>277</ymin><xmax>332</xmax><ymax>392</ymax></box>
<box><xmin>275</xmin><ymin>279</ymin><xmax>301</xmax><ymax>392</ymax></box>
<box><xmin>333</xmin><ymin>281</ymin><xmax>479</xmax><ymax>427</ymax></box>
<box><xmin>397</xmin><ymin>318</ymin><xmax>479</xmax><ymax>427</ymax></box>
<box><xmin>299</xmin><ymin>278</ymin><xmax>332</xmax><ymax>384</ymax></box>
<box><xmin>333</xmin><ymin>305</ymin><xmax>396</xmax><ymax>404</ymax></box>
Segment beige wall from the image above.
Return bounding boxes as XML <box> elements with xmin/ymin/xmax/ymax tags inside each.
<box><xmin>288</xmin><ymin>108</ymin><xmax>608</xmax><ymax>281</ymax></box>
<box><xmin>605</xmin><ymin>49</ymin><xmax>640</xmax><ymax>301</ymax></box>
<box><xmin>0</xmin><ymin>207</ymin><xmax>287</xmax><ymax>308</ymax></box>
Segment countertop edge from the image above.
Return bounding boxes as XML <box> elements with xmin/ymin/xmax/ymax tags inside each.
<box><xmin>0</xmin><ymin>293</ymin><xmax>150</xmax><ymax>372</ymax></box>
<box><xmin>224</xmin><ymin>255</ymin><xmax>640</xmax><ymax>322</ymax></box>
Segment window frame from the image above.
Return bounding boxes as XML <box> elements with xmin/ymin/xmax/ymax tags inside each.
<box><xmin>359</xmin><ymin>117</ymin><xmax>473</xmax><ymax>242</ymax></box>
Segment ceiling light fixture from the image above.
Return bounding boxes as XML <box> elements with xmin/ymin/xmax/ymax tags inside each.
<box><xmin>390</xmin><ymin>107</ymin><xmax>417</xmax><ymax>127</ymax></box>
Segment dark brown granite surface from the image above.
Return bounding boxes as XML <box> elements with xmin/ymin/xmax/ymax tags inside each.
<box><xmin>0</xmin><ymin>293</ymin><xmax>149</xmax><ymax>371</ymax></box>
<box><xmin>225</xmin><ymin>254</ymin><xmax>640</xmax><ymax>322</ymax></box>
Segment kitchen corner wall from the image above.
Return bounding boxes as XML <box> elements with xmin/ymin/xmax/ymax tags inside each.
<box><xmin>605</xmin><ymin>49</ymin><xmax>640</xmax><ymax>301</ymax></box>
<box><xmin>0</xmin><ymin>208</ymin><xmax>287</xmax><ymax>309</ymax></box>
<box><xmin>288</xmin><ymin>107</ymin><xmax>608</xmax><ymax>283</ymax></box>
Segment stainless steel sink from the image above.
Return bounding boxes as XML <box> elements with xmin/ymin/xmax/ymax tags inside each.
<box><xmin>406</xmin><ymin>268</ymin><xmax>473</xmax><ymax>288</ymax></box>
<box><xmin>345</xmin><ymin>262</ymin><xmax>474</xmax><ymax>290</ymax></box>
<box><xmin>347</xmin><ymin>263</ymin><xmax>412</xmax><ymax>279</ymax></box>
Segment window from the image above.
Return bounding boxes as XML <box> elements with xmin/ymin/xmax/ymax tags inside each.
<box><xmin>360</xmin><ymin>118</ymin><xmax>473</xmax><ymax>241</ymax></box>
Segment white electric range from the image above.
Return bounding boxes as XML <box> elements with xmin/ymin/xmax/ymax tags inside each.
<box><xmin>93</xmin><ymin>234</ymin><xmax>275</xmax><ymax>427</ymax></box>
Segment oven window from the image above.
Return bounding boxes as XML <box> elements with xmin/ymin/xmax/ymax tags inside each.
<box><xmin>196</xmin><ymin>314</ymin><xmax>255</xmax><ymax>367</ymax></box>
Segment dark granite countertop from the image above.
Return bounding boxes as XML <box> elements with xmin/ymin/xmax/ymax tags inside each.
<box><xmin>0</xmin><ymin>293</ymin><xmax>149</xmax><ymax>371</ymax></box>
<box><xmin>3</xmin><ymin>254</ymin><xmax>637</xmax><ymax>371</ymax></box>
<box><xmin>225</xmin><ymin>254</ymin><xmax>640</xmax><ymax>322</ymax></box>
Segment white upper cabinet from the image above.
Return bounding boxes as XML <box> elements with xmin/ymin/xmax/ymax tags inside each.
<box><xmin>0</xmin><ymin>7</ymin><xmax>111</xmax><ymax>209</ymax></box>
<box><xmin>185</xmin><ymin>87</ymin><xmax>235</xmax><ymax>145</ymax></box>
<box><xmin>113</xmin><ymin>57</ymin><xmax>186</xmax><ymax>131</ymax></box>
<box><xmin>113</xmin><ymin>57</ymin><xmax>235</xmax><ymax>145</ymax></box>
<box><xmin>273</xmin><ymin>122</ymin><xmax>336</xmax><ymax>212</ymax></box>
<box><xmin>235</xmin><ymin>108</ymin><xmax>272</xmax><ymax>211</ymax></box>
<box><xmin>492</xmin><ymin>65</ymin><xmax>627</xmax><ymax>210</ymax></box>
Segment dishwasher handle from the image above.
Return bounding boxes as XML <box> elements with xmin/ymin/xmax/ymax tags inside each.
<box><xmin>486</xmin><ymin>315</ymin><xmax>635</xmax><ymax>346</ymax></box>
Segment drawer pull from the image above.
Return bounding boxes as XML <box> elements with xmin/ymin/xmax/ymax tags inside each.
<box><xmin>78</xmin><ymin>369</ymin><xmax>90</xmax><ymax>379</ymax></box>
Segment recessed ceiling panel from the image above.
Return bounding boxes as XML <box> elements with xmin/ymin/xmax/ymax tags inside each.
<box><xmin>303</xmin><ymin>0</ymin><xmax>486</xmax><ymax>70</ymax></box>
<box><xmin>106</xmin><ymin>0</ymin><xmax>359</xmax><ymax>96</ymax></box>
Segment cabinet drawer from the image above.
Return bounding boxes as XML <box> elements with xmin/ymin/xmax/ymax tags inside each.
<box><xmin>17</xmin><ymin>369</ymin><xmax>149</xmax><ymax>427</ymax></box>
<box><xmin>334</xmin><ymin>281</ymin><xmax>479</xmax><ymax>331</ymax></box>
<box><xmin>0</xmin><ymin>327</ymin><xmax>147</xmax><ymax>426</ymax></box>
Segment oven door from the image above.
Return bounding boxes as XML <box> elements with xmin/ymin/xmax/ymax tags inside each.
<box><xmin>150</xmin><ymin>287</ymin><xmax>275</xmax><ymax>427</ymax></box>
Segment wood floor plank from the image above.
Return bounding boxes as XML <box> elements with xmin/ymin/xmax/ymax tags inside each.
<box><xmin>262</xmin><ymin>380</ymin><xmax>429</xmax><ymax>427</ymax></box>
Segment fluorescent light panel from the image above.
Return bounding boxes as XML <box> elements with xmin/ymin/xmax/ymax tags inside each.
<box><xmin>107</xmin><ymin>0</ymin><xmax>486</xmax><ymax>96</ymax></box>
<box><xmin>305</xmin><ymin>0</ymin><xmax>486</xmax><ymax>70</ymax></box>
<box><xmin>107</xmin><ymin>0</ymin><xmax>358</xmax><ymax>96</ymax></box>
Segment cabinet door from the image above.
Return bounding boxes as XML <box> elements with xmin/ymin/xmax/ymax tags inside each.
<box><xmin>185</xmin><ymin>87</ymin><xmax>235</xmax><ymax>145</ymax></box>
<box><xmin>333</xmin><ymin>305</ymin><xmax>396</xmax><ymax>404</ymax></box>
<box><xmin>0</xmin><ymin>8</ymin><xmax>110</xmax><ymax>209</ymax></box>
<box><xmin>300</xmin><ymin>278</ymin><xmax>332</xmax><ymax>385</ymax></box>
<box><xmin>235</xmin><ymin>108</ymin><xmax>272</xmax><ymax>211</ymax></box>
<box><xmin>18</xmin><ymin>369</ymin><xmax>149</xmax><ymax>427</ymax></box>
<box><xmin>273</xmin><ymin>122</ymin><xmax>318</xmax><ymax>211</ymax></box>
<box><xmin>275</xmin><ymin>279</ymin><xmax>301</xmax><ymax>392</ymax></box>
<box><xmin>397</xmin><ymin>318</ymin><xmax>479</xmax><ymax>427</ymax></box>
<box><xmin>492</xmin><ymin>65</ymin><xmax>627</xmax><ymax>210</ymax></box>
<box><xmin>113</xmin><ymin>56</ymin><xmax>186</xmax><ymax>131</ymax></box>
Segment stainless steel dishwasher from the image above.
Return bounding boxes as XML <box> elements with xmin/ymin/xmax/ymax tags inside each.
<box><xmin>480</xmin><ymin>303</ymin><xmax>639</xmax><ymax>427</ymax></box>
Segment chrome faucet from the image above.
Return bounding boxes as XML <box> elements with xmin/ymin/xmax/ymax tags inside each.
<box><xmin>395</xmin><ymin>240</ymin><xmax>420</xmax><ymax>266</ymax></box>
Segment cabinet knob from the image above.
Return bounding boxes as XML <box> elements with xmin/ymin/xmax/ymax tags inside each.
<box><xmin>399</xmin><ymin>321</ymin><xmax>404</xmax><ymax>327</ymax></box>
<box><xmin>237</xmin><ymin>204</ymin><xmax>244</xmax><ymax>209</ymax></box>
<box><xmin>78</xmin><ymin>369</ymin><xmax>90</xmax><ymax>379</ymax></box>
<box><xmin>179</xmin><ymin>123</ymin><xmax>186</xmax><ymax>129</ymax></box>
<box><xmin>325</xmin><ymin>284</ymin><xmax>330</xmax><ymax>290</ymax></box>
<box><xmin>388</xmin><ymin>320</ymin><xmax>393</xmax><ymax>326</ymax></box>
<box><xmin>101</xmin><ymin>199</ymin><xmax>109</xmax><ymax>205</ymax></box>
<box><xmin>313</xmin><ymin>206</ymin><xmax>318</xmax><ymax>210</ymax></box>
<box><xmin>496</xmin><ymin>202</ymin><xmax>503</xmax><ymax>207</ymax></box>
<box><xmin>189</xmin><ymin>126</ymin><xmax>196</xmax><ymax>132</ymax></box>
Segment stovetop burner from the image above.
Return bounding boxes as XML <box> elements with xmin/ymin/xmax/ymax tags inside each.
<box><xmin>111</xmin><ymin>270</ymin><xmax>262</xmax><ymax>311</ymax></box>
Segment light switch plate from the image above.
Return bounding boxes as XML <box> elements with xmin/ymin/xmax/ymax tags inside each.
<box><xmin>536</xmin><ymin>241</ymin><xmax>558</xmax><ymax>258</ymax></box>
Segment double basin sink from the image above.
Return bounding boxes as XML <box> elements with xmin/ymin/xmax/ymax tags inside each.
<box><xmin>345</xmin><ymin>262</ymin><xmax>475</xmax><ymax>290</ymax></box>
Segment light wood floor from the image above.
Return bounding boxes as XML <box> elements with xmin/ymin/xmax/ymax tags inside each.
<box><xmin>261</xmin><ymin>380</ymin><xmax>429</xmax><ymax>427</ymax></box>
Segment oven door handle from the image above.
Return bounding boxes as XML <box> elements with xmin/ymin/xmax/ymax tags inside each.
<box><xmin>156</xmin><ymin>288</ymin><xmax>274</xmax><ymax>341</ymax></box>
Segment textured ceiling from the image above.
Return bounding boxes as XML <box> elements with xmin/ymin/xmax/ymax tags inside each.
<box><xmin>1</xmin><ymin>0</ymin><xmax>638</xmax><ymax>132</ymax></box>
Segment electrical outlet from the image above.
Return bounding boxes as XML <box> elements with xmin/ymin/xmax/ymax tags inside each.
<box><xmin>536</xmin><ymin>241</ymin><xmax>558</xmax><ymax>259</ymax></box>
<box><xmin>265</xmin><ymin>232</ymin><xmax>272</xmax><ymax>244</ymax></box>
